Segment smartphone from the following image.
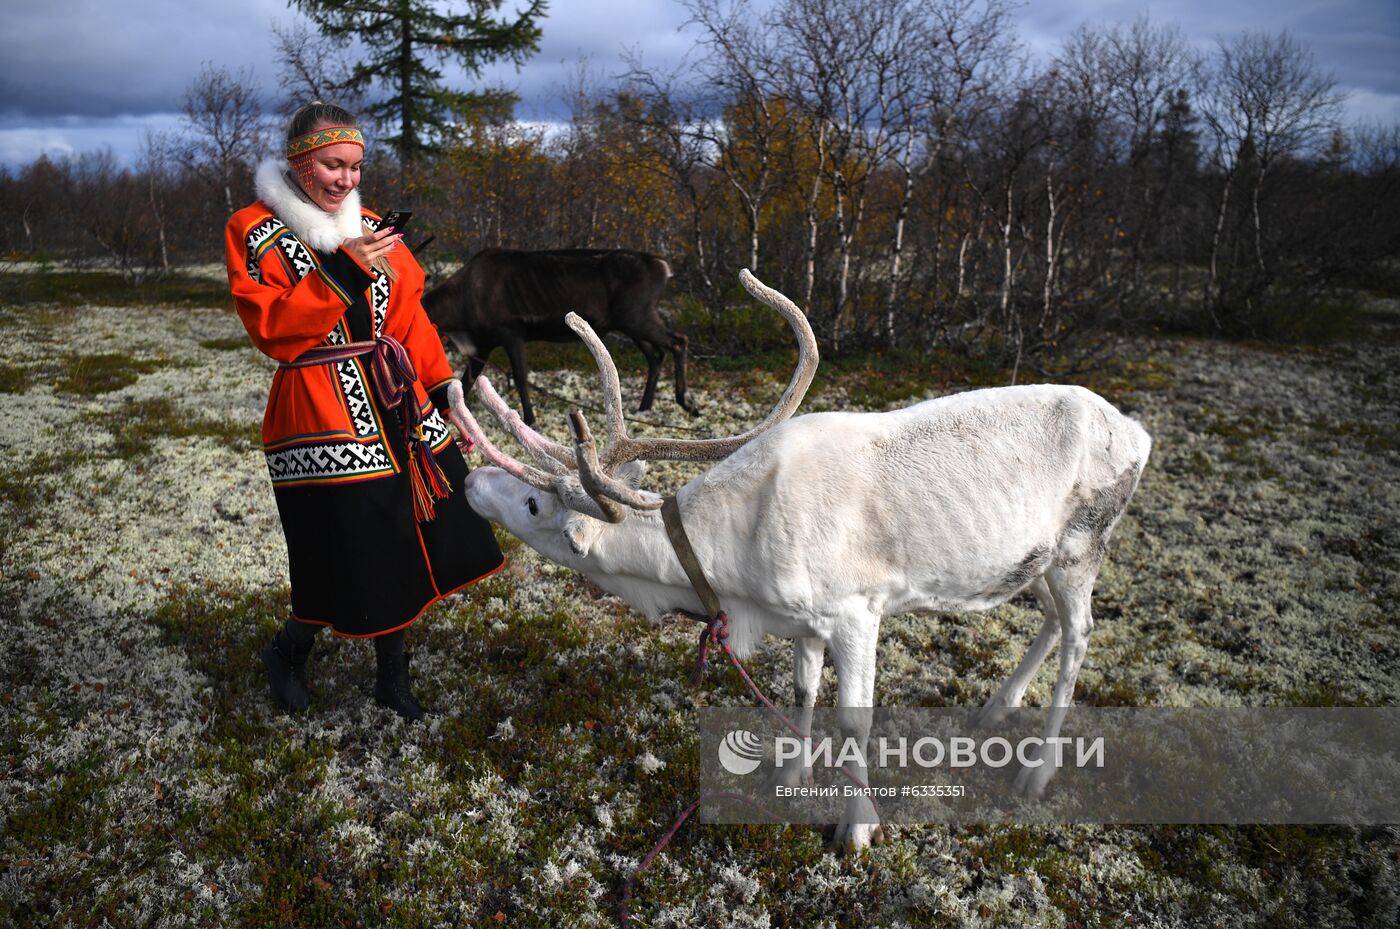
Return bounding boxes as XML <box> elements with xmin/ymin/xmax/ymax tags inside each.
<box><xmin>380</xmin><ymin>210</ymin><xmax>413</xmax><ymax>235</ymax></box>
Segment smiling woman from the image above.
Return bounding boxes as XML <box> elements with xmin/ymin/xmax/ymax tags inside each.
<box><xmin>222</xmin><ymin>101</ymin><xmax>505</xmax><ymax>722</ymax></box>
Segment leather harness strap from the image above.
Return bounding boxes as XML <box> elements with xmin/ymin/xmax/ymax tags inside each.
<box><xmin>661</xmin><ymin>495</ymin><xmax>723</xmax><ymax>619</ymax></box>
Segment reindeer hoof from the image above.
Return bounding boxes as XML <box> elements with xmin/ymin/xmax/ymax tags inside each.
<box><xmin>1013</xmin><ymin>761</ymin><xmax>1054</xmax><ymax>799</ymax></box>
<box><xmin>823</xmin><ymin>822</ymin><xmax>880</xmax><ymax>854</ymax></box>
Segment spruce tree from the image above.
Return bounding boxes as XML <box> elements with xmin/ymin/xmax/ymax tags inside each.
<box><xmin>290</xmin><ymin>1</ymin><xmax>546</xmax><ymax>166</ymax></box>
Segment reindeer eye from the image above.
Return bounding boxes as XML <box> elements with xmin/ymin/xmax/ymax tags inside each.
<box><xmin>527</xmin><ymin>496</ymin><xmax>538</xmax><ymax>516</ymax></box>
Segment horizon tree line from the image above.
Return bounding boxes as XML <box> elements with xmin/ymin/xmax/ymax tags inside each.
<box><xmin>2</xmin><ymin>0</ymin><xmax>1396</xmax><ymax>360</ymax></box>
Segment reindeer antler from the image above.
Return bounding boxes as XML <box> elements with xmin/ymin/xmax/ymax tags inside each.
<box><xmin>448</xmin><ymin>270</ymin><xmax>818</xmax><ymax>523</ymax></box>
<box><xmin>446</xmin><ymin>387</ymin><xmax>625</xmax><ymax>522</ymax></box>
<box><xmin>564</xmin><ymin>269</ymin><xmax>817</xmax><ymax>513</ymax></box>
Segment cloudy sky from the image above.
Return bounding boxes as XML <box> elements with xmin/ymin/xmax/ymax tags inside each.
<box><xmin>2</xmin><ymin>0</ymin><xmax>1397</xmax><ymax>168</ymax></box>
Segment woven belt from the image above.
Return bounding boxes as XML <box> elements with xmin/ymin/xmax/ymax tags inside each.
<box><xmin>281</xmin><ymin>336</ymin><xmax>451</xmax><ymax>521</ymax></box>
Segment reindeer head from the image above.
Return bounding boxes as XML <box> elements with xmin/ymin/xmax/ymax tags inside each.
<box><xmin>448</xmin><ymin>269</ymin><xmax>818</xmax><ymax>563</ymax></box>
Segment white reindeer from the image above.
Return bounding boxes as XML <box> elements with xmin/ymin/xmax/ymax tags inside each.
<box><xmin>447</xmin><ymin>271</ymin><xmax>1150</xmax><ymax>852</ymax></box>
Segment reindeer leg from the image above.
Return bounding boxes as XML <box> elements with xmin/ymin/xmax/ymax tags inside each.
<box><xmin>827</xmin><ymin>614</ymin><xmax>884</xmax><ymax>854</ymax></box>
<box><xmin>1014</xmin><ymin>564</ymin><xmax>1097</xmax><ymax>799</ymax></box>
<box><xmin>671</xmin><ymin>331</ymin><xmax>699</xmax><ymax>417</ymax></box>
<box><xmin>465</xmin><ymin>350</ymin><xmax>489</xmax><ymax>385</ymax></box>
<box><xmin>975</xmin><ymin>576</ymin><xmax>1061</xmax><ymax>728</ymax></box>
<box><xmin>631</xmin><ymin>337</ymin><xmax>664</xmax><ymax>414</ymax></box>
<box><xmin>765</xmin><ymin>636</ymin><xmax>824</xmax><ymax>793</ymax></box>
<box><xmin>502</xmin><ymin>335</ymin><xmax>535</xmax><ymax>426</ymax></box>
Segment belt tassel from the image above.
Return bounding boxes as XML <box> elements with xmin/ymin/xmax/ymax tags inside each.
<box><xmin>282</xmin><ymin>336</ymin><xmax>452</xmax><ymax>522</ymax></box>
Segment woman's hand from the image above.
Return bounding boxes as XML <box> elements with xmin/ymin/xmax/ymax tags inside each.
<box><xmin>341</xmin><ymin>225</ymin><xmax>400</xmax><ymax>268</ymax></box>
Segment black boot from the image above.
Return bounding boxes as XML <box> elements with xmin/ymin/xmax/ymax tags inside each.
<box><xmin>261</xmin><ymin>636</ymin><xmax>313</xmax><ymax>712</ymax></box>
<box><xmin>373</xmin><ymin>633</ymin><xmax>425</xmax><ymax>721</ymax></box>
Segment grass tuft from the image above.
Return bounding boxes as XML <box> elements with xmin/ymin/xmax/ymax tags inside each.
<box><xmin>0</xmin><ymin>365</ymin><xmax>30</xmax><ymax>393</ymax></box>
<box><xmin>96</xmin><ymin>397</ymin><xmax>258</xmax><ymax>458</ymax></box>
<box><xmin>52</xmin><ymin>352</ymin><xmax>173</xmax><ymax>394</ymax></box>
<box><xmin>0</xmin><ymin>271</ymin><xmax>231</xmax><ymax>308</ymax></box>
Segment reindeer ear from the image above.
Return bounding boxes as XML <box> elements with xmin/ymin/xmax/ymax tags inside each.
<box><xmin>616</xmin><ymin>460</ymin><xmax>646</xmax><ymax>490</ymax></box>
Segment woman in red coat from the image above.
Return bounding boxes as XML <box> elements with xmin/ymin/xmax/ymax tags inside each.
<box><xmin>225</xmin><ymin>102</ymin><xmax>504</xmax><ymax>720</ymax></box>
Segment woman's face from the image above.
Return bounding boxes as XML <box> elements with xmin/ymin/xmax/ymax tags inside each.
<box><xmin>302</xmin><ymin>140</ymin><xmax>363</xmax><ymax>213</ymax></box>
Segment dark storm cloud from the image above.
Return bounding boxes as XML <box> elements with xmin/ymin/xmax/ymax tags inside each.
<box><xmin>0</xmin><ymin>1</ymin><xmax>698</xmax><ymax>121</ymax></box>
<box><xmin>0</xmin><ymin>0</ymin><xmax>292</xmax><ymax>118</ymax></box>
<box><xmin>464</xmin><ymin>1</ymin><xmax>699</xmax><ymax>119</ymax></box>
<box><xmin>1</xmin><ymin>0</ymin><xmax>1396</xmax><ymax>167</ymax></box>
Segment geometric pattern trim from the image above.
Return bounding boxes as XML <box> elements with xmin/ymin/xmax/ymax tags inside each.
<box><xmin>361</xmin><ymin>215</ymin><xmax>390</xmax><ymax>336</ymax></box>
<box><xmin>339</xmin><ymin>356</ymin><xmax>378</xmax><ymax>437</ymax></box>
<box><xmin>422</xmin><ymin>407</ymin><xmax>451</xmax><ymax>450</ymax></box>
<box><xmin>285</xmin><ymin>126</ymin><xmax>364</xmax><ymax>159</ymax></box>
<box><xmin>265</xmin><ymin>436</ymin><xmax>393</xmax><ymax>485</ymax></box>
<box><xmin>277</xmin><ymin>232</ymin><xmax>317</xmax><ymax>283</ymax></box>
<box><xmin>244</xmin><ymin>216</ymin><xmax>284</xmax><ymax>284</ymax></box>
<box><xmin>371</xmin><ymin>266</ymin><xmax>390</xmax><ymax>336</ymax></box>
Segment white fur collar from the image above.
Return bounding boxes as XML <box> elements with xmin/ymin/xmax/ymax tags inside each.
<box><xmin>254</xmin><ymin>157</ymin><xmax>365</xmax><ymax>252</ymax></box>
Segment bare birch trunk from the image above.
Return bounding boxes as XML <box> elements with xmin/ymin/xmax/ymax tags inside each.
<box><xmin>692</xmin><ymin>206</ymin><xmax>714</xmax><ymax>292</ymax></box>
<box><xmin>1250</xmin><ymin>172</ymin><xmax>1267</xmax><ymax>277</ymax></box>
<box><xmin>885</xmin><ymin>132</ymin><xmax>916</xmax><ymax>344</ymax></box>
<box><xmin>1207</xmin><ymin>169</ymin><xmax>1235</xmax><ymax>317</ymax></box>
<box><xmin>149</xmin><ymin>172</ymin><xmax>169</xmax><ymax>276</ymax></box>
<box><xmin>802</xmin><ymin>122</ymin><xmax>827</xmax><ymax>314</ymax></box>
<box><xmin>748</xmin><ymin>204</ymin><xmax>760</xmax><ymax>273</ymax></box>
<box><xmin>957</xmin><ymin>233</ymin><xmax>971</xmax><ymax>300</ymax></box>
<box><xmin>999</xmin><ymin>184</ymin><xmax>1014</xmax><ymax>323</ymax></box>
<box><xmin>1042</xmin><ymin>169</ymin><xmax>1057</xmax><ymax>328</ymax></box>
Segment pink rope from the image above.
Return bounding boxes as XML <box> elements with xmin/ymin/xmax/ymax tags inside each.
<box><xmin>619</xmin><ymin>611</ymin><xmax>882</xmax><ymax>928</ymax></box>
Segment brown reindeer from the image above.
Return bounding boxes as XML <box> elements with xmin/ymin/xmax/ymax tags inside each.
<box><xmin>423</xmin><ymin>248</ymin><xmax>697</xmax><ymax>425</ymax></box>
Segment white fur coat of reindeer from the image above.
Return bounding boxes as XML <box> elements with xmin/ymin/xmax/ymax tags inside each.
<box><xmin>448</xmin><ymin>271</ymin><xmax>1150</xmax><ymax>851</ymax></box>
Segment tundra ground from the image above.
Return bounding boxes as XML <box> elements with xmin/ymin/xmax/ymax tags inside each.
<box><xmin>2</xmin><ymin>287</ymin><xmax>1397</xmax><ymax>928</ymax></box>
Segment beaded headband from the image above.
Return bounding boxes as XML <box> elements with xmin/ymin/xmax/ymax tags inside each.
<box><xmin>285</xmin><ymin>125</ymin><xmax>365</xmax><ymax>160</ymax></box>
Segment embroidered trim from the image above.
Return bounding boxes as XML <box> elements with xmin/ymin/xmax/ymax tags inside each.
<box><xmin>370</xmin><ymin>266</ymin><xmax>390</xmax><ymax>335</ymax></box>
<box><xmin>323</xmin><ymin>321</ymin><xmax>378</xmax><ymax>438</ymax></box>
<box><xmin>422</xmin><ymin>407</ymin><xmax>451</xmax><ymax>450</ymax></box>
<box><xmin>244</xmin><ymin>217</ymin><xmax>283</xmax><ymax>284</ymax></box>
<box><xmin>266</xmin><ymin>437</ymin><xmax>394</xmax><ymax>485</ymax></box>
<box><xmin>285</xmin><ymin>126</ymin><xmax>364</xmax><ymax>159</ymax></box>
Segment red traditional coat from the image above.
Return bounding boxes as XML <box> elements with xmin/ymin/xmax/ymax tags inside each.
<box><xmin>223</xmin><ymin>159</ymin><xmax>503</xmax><ymax>637</ymax></box>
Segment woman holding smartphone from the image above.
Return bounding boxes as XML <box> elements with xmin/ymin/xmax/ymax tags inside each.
<box><xmin>224</xmin><ymin>102</ymin><xmax>504</xmax><ymax>720</ymax></box>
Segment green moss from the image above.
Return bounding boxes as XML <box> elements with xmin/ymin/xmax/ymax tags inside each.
<box><xmin>1074</xmin><ymin>675</ymin><xmax>1152</xmax><ymax>708</ymax></box>
<box><xmin>1184</xmin><ymin>448</ymin><xmax>1215</xmax><ymax>477</ymax></box>
<box><xmin>1278</xmin><ymin>679</ymin><xmax>1377</xmax><ymax>707</ymax></box>
<box><xmin>52</xmin><ymin>352</ymin><xmax>173</xmax><ymax>394</ymax></box>
<box><xmin>0</xmin><ymin>449</ymin><xmax>90</xmax><ymax>532</ymax></box>
<box><xmin>96</xmin><ymin>397</ymin><xmax>258</xmax><ymax>458</ymax></box>
<box><xmin>0</xmin><ymin>365</ymin><xmax>30</xmax><ymax>393</ymax></box>
<box><xmin>1136</xmin><ymin>824</ymin><xmax>1370</xmax><ymax>926</ymax></box>
<box><xmin>1312</xmin><ymin>418</ymin><xmax>1399</xmax><ymax>455</ymax></box>
<box><xmin>1260</xmin><ymin>298</ymin><xmax>1371</xmax><ymax>344</ymax></box>
<box><xmin>148</xmin><ymin>584</ymin><xmax>285</xmax><ymax>738</ymax></box>
<box><xmin>0</xmin><ymin>271</ymin><xmax>231</xmax><ymax>308</ymax></box>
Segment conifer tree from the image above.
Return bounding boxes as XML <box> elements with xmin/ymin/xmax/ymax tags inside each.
<box><xmin>291</xmin><ymin>0</ymin><xmax>547</xmax><ymax>166</ymax></box>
